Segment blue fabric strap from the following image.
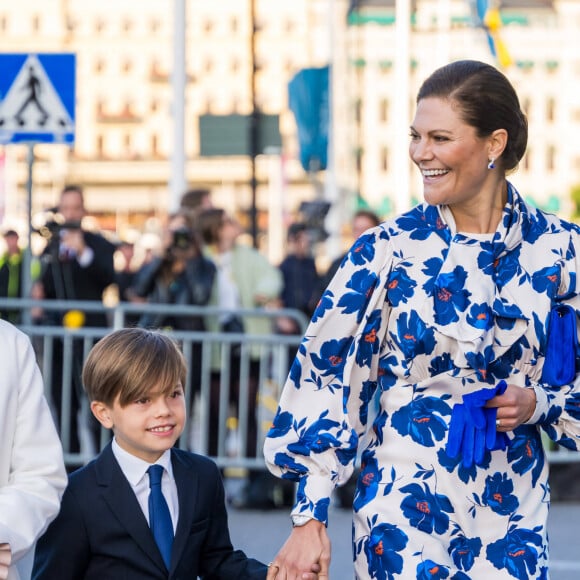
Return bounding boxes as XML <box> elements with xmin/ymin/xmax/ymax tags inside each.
<box><xmin>542</xmin><ymin>304</ymin><xmax>578</xmax><ymax>386</ymax></box>
<box><xmin>147</xmin><ymin>464</ymin><xmax>174</xmax><ymax>569</ymax></box>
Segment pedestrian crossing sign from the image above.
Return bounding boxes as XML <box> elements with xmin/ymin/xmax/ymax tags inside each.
<box><xmin>0</xmin><ymin>53</ymin><xmax>75</xmax><ymax>145</ymax></box>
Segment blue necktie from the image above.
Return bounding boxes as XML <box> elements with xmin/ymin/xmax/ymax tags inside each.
<box><xmin>147</xmin><ymin>465</ymin><xmax>174</xmax><ymax>569</ymax></box>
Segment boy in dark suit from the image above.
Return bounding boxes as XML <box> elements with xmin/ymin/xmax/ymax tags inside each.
<box><xmin>32</xmin><ymin>327</ymin><xmax>269</xmax><ymax>580</ymax></box>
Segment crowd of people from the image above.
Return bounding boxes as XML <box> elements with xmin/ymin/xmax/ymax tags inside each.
<box><xmin>1</xmin><ymin>58</ymin><xmax>579</xmax><ymax>579</ymax></box>
<box><xmin>0</xmin><ymin>181</ymin><xmax>380</xmax><ymax>506</ymax></box>
<box><xmin>0</xmin><ymin>180</ymin><xmax>375</xmax><ymax>579</ymax></box>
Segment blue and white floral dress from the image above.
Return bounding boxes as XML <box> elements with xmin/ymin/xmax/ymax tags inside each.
<box><xmin>264</xmin><ymin>184</ymin><xmax>580</xmax><ymax>579</ymax></box>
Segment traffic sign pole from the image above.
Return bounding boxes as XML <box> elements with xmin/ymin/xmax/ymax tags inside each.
<box><xmin>0</xmin><ymin>53</ymin><xmax>75</xmax><ymax>314</ymax></box>
<box><xmin>21</xmin><ymin>144</ymin><xmax>34</xmax><ymax>326</ymax></box>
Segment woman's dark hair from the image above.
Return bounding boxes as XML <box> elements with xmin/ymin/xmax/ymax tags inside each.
<box><xmin>195</xmin><ymin>207</ymin><xmax>226</xmax><ymax>246</ymax></box>
<box><xmin>416</xmin><ymin>60</ymin><xmax>528</xmax><ymax>172</ymax></box>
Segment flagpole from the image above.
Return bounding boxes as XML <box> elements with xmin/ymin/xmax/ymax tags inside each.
<box><xmin>169</xmin><ymin>0</ymin><xmax>186</xmax><ymax>212</ymax></box>
<box><xmin>393</xmin><ymin>0</ymin><xmax>411</xmax><ymax>215</ymax></box>
<box><xmin>324</xmin><ymin>0</ymin><xmax>340</xmax><ymax>259</ymax></box>
<box><xmin>437</xmin><ymin>0</ymin><xmax>451</xmax><ymax>66</ymax></box>
<box><xmin>22</xmin><ymin>143</ymin><xmax>34</xmax><ymax>326</ymax></box>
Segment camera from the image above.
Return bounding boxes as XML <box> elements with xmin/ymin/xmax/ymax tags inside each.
<box><xmin>171</xmin><ymin>227</ymin><xmax>193</xmax><ymax>250</ymax></box>
<box><xmin>34</xmin><ymin>216</ymin><xmax>82</xmax><ymax>241</ymax></box>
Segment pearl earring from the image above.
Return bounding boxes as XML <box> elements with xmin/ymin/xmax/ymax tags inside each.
<box><xmin>487</xmin><ymin>158</ymin><xmax>495</xmax><ymax>170</ymax></box>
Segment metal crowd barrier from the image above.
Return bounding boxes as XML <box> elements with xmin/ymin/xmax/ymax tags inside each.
<box><xmin>0</xmin><ymin>297</ymin><xmax>578</xmax><ymax>468</ymax></box>
<box><xmin>1</xmin><ymin>297</ymin><xmax>306</xmax><ymax>470</ymax></box>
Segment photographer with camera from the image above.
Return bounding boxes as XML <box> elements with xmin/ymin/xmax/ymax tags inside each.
<box><xmin>127</xmin><ymin>211</ymin><xmax>216</xmax><ymax>423</ymax></box>
<box><xmin>34</xmin><ymin>184</ymin><xmax>117</xmax><ymax>462</ymax></box>
<box><xmin>127</xmin><ymin>210</ymin><xmax>216</xmax><ymax>331</ymax></box>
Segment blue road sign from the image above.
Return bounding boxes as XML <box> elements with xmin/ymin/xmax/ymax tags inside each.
<box><xmin>0</xmin><ymin>53</ymin><xmax>75</xmax><ymax>145</ymax></box>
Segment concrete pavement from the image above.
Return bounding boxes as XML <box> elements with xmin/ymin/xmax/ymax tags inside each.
<box><xmin>227</xmin><ymin>501</ymin><xmax>580</xmax><ymax>579</ymax></box>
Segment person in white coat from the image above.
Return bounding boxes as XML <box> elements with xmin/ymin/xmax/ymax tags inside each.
<box><xmin>0</xmin><ymin>320</ymin><xmax>67</xmax><ymax>580</ymax></box>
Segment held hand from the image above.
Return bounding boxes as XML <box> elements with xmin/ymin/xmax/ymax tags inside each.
<box><xmin>446</xmin><ymin>381</ymin><xmax>510</xmax><ymax>467</ymax></box>
<box><xmin>267</xmin><ymin>519</ymin><xmax>331</xmax><ymax>579</ymax></box>
<box><xmin>485</xmin><ymin>383</ymin><xmax>537</xmax><ymax>432</ymax></box>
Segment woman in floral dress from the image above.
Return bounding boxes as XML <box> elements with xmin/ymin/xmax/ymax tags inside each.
<box><xmin>264</xmin><ymin>60</ymin><xmax>580</xmax><ymax>580</ymax></box>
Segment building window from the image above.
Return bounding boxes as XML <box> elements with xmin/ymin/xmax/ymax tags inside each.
<box><xmin>122</xmin><ymin>59</ymin><xmax>133</xmax><ymax>74</ymax></box>
<box><xmin>204</xmin><ymin>58</ymin><xmax>214</xmax><ymax>74</ymax></box>
<box><xmin>97</xmin><ymin>134</ymin><xmax>105</xmax><ymax>158</ymax></box>
<box><xmin>381</xmin><ymin>146</ymin><xmax>389</xmax><ymax>172</ymax></box>
<box><xmin>230</xmin><ymin>16</ymin><xmax>239</xmax><ymax>33</ymax></box>
<box><xmin>354</xmin><ymin>98</ymin><xmax>362</xmax><ymax>124</ymax></box>
<box><xmin>150</xmin><ymin>98</ymin><xmax>159</xmax><ymax>113</ymax></box>
<box><xmin>0</xmin><ymin>15</ymin><xmax>8</xmax><ymax>32</ymax></box>
<box><xmin>150</xmin><ymin>18</ymin><xmax>160</xmax><ymax>33</ymax></box>
<box><xmin>547</xmin><ymin>145</ymin><xmax>556</xmax><ymax>172</ymax></box>
<box><xmin>379</xmin><ymin>99</ymin><xmax>389</xmax><ymax>123</ymax></box>
<box><xmin>546</xmin><ymin>97</ymin><xmax>555</xmax><ymax>123</ymax></box>
<box><xmin>95</xmin><ymin>58</ymin><xmax>105</xmax><ymax>73</ymax></box>
<box><xmin>96</xmin><ymin>18</ymin><xmax>106</xmax><ymax>33</ymax></box>
<box><xmin>523</xmin><ymin>150</ymin><xmax>530</xmax><ymax>172</ymax></box>
<box><xmin>122</xmin><ymin>18</ymin><xmax>133</xmax><ymax>33</ymax></box>
<box><xmin>231</xmin><ymin>58</ymin><xmax>240</xmax><ymax>74</ymax></box>
<box><xmin>354</xmin><ymin>147</ymin><xmax>363</xmax><ymax>174</ymax></box>
<box><xmin>203</xmin><ymin>19</ymin><xmax>213</xmax><ymax>33</ymax></box>
<box><xmin>151</xmin><ymin>134</ymin><xmax>160</xmax><ymax>158</ymax></box>
<box><xmin>32</xmin><ymin>14</ymin><xmax>41</xmax><ymax>32</ymax></box>
<box><xmin>521</xmin><ymin>97</ymin><xmax>531</xmax><ymax>118</ymax></box>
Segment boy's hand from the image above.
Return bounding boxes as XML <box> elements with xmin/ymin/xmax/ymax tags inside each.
<box><xmin>266</xmin><ymin>519</ymin><xmax>330</xmax><ymax>579</ymax></box>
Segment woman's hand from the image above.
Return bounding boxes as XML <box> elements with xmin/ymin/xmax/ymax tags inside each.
<box><xmin>486</xmin><ymin>383</ymin><xmax>536</xmax><ymax>431</ymax></box>
<box><xmin>267</xmin><ymin>519</ymin><xmax>331</xmax><ymax>580</ymax></box>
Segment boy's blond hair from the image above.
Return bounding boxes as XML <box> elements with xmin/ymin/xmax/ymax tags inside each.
<box><xmin>82</xmin><ymin>328</ymin><xmax>187</xmax><ymax>407</ymax></box>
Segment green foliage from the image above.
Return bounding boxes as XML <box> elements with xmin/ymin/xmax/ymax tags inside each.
<box><xmin>571</xmin><ymin>185</ymin><xmax>580</xmax><ymax>219</ymax></box>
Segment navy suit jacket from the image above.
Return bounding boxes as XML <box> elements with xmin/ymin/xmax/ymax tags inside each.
<box><xmin>32</xmin><ymin>444</ymin><xmax>267</xmax><ymax>579</ymax></box>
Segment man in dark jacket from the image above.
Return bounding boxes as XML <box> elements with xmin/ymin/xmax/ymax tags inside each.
<box><xmin>34</xmin><ymin>184</ymin><xmax>116</xmax><ymax>459</ymax></box>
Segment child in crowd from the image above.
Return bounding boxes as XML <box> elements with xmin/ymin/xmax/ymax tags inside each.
<box><xmin>32</xmin><ymin>327</ymin><xmax>269</xmax><ymax>580</ymax></box>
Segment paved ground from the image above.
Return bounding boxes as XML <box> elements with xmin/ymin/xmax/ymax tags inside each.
<box><xmin>228</xmin><ymin>501</ymin><xmax>580</xmax><ymax>579</ymax></box>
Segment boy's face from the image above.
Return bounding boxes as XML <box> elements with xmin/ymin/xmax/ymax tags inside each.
<box><xmin>91</xmin><ymin>384</ymin><xmax>186</xmax><ymax>463</ymax></box>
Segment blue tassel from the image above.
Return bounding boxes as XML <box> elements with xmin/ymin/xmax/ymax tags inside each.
<box><xmin>541</xmin><ymin>304</ymin><xmax>578</xmax><ymax>386</ymax></box>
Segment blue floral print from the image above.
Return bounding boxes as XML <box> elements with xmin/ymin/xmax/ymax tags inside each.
<box><xmin>449</xmin><ymin>530</ymin><xmax>482</xmax><ymax>571</ymax></box>
<box><xmin>487</xmin><ymin>525</ymin><xmax>543</xmax><ymax>579</ymax></box>
<box><xmin>358</xmin><ymin>519</ymin><xmax>408</xmax><ymax>580</ymax></box>
<box><xmin>264</xmin><ymin>183</ymin><xmax>580</xmax><ymax>578</ymax></box>
<box><xmin>400</xmin><ymin>482</ymin><xmax>454</xmax><ymax>535</ymax></box>
<box><xmin>481</xmin><ymin>472</ymin><xmax>519</xmax><ymax>516</ymax></box>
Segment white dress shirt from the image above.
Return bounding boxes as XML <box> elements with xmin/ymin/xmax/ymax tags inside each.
<box><xmin>112</xmin><ymin>439</ymin><xmax>179</xmax><ymax>532</ymax></box>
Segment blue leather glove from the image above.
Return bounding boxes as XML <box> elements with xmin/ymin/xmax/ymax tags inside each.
<box><xmin>446</xmin><ymin>380</ymin><xmax>510</xmax><ymax>467</ymax></box>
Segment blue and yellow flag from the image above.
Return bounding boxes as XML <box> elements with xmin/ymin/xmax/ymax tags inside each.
<box><xmin>475</xmin><ymin>0</ymin><xmax>512</xmax><ymax>68</ymax></box>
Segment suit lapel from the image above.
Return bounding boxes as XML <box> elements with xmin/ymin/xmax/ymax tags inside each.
<box><xmin>96</xmin><ymin>444</ymin><xmax>168</xmax><ymax>574</ymax></box>
<box><xmin>169</xmin><ymin>449</ymin><xmax>199</xmax><ymax>572</ymax></box>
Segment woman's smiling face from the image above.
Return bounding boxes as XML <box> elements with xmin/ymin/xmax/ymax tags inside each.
<box><xmin>409</xmin><ymin>97</ymin><xmax>494</xmax><ymax>210</ymax></box>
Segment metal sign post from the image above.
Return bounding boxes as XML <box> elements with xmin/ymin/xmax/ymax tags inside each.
<box><xmin>0</xmin><ymin>53</ymin><xmax>76</xmax><ymax>323</ymax></box>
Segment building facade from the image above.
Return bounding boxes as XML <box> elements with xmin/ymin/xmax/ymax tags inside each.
<box><xmin>0</xmin><ymin>0</ymin><xmax>578</xmax><ymax>256</ymax></box>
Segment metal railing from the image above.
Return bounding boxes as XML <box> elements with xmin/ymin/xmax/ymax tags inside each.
<box><xmin>1</xmin><ymin>297</ymin><xmax>306</xmax><ymax>469</ymax></box>
<box><xmin>1</xmin><ymin>297</ymin><xmax>578</xmax><ymax>468</ymax></box>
